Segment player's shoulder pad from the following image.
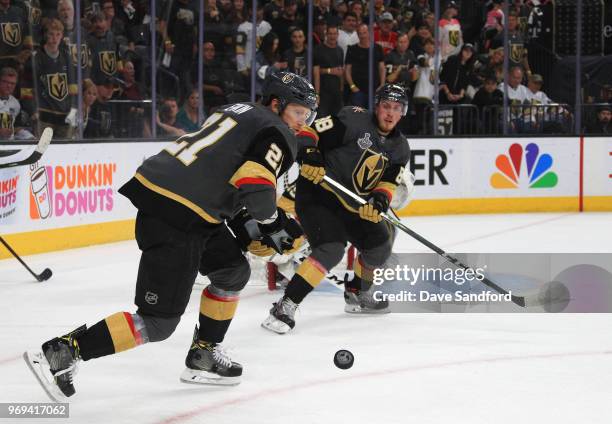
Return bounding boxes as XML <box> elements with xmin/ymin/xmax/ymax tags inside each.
<box><xmin>337</xmin><ymin>105</ymin><xmax>368</xmax><ymax>123</ymax></box>
<box><xmin>337</xmin><ymin>105</ymin><xmax>371</xmax><ymax>133</ymax></box>
<box><xmin>391</xmin><ymin>130</ymin><xmax>411</xmax><ymax>164</ymax></box>
<box><xmin>251</xmin><ymin>103</ymin><xmax>298</xmax><ymax>159</ymax></box>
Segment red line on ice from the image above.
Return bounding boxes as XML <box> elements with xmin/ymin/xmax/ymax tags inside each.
<box><xmin>440</xmin><ymin>213</ymin><xmax>575</xmax><ymax>249</ymax></box>
<box><xmin>0</xmin><ymin>354</ymin><xmax>21</xmax><ymax>365</ymax></box>
<box><xmin>154</xmin><ymin>350</ymin><xmax>612</xmax><ymax>424</ymax></box>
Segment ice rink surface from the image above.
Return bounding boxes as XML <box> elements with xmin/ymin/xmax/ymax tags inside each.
<box><xmin>1</xmin><ymin>212</ymin><xmax>611</xmax><ymax>424</ymax></box>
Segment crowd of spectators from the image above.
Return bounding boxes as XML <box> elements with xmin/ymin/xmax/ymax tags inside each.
<box><xmin>0</xmin><ymin>0</ymin><xmax>610</xmax><ymax>140</ymax></box>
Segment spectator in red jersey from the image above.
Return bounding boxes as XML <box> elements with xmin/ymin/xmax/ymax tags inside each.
<box><xmin>374</xmin><ymin>12</ymin><xmax>398</xmax><ymax>56</ymax></box>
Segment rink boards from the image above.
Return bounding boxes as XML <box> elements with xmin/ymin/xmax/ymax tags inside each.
<box><xmin>0</xmin><ymin>136</ymin><xmax>610</xmax><ymax>257</ymax></box>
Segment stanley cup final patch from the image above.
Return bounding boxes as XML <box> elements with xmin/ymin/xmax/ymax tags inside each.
<box><xmin>357</xmin><ymin>133</ymin><xmax>372</xmax><ymax>150</ymax></box>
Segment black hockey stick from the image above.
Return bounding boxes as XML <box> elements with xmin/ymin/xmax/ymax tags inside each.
<box><xmin>322</xmin><ymin>175</ymin><xmax>527</xmax><ymax>307</ymax></box>
<box><xmin>0</xmin><ymin>236</ymin><xmax>52</xmax><ymax>282</ymax></box>
<box><xmin>0</xmin><ymin>127</ymin><xmax>53</xmax><ymax>169</ymax></box>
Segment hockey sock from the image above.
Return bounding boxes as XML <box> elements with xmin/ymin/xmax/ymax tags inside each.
<box><xmin>284</xmin><ymin>257</ymin><xmax>327</xmax><ymax>304</ymax></box>
<box><xmin>347</xmin><ymin>255</ymin><xmax>375</xmax><ymax>292</ymax></box>
<box><xmin>198</xmin><ymin>287</ymin><xmax>239</xmax><ymax>343</ymax></box>
<box><xmin>77</xmin><ymin>312</ymin><xmax>148</xmax><ymax>361</ymax></box>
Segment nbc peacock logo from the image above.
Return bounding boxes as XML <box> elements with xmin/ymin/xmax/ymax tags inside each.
<box><xmin>490</xmin><ymin>143</ymin><xmax>558</xmax><ymax>189</ymax></box>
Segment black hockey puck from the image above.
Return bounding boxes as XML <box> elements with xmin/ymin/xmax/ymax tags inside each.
<box><xmin>538</xmin><ymin>280</ymin><xmax>570</xmax><ymax>312</ymax></box>
<box><xmin>334</xmin><ymin>349</ymin><xmax>354</xmax><ymax>370</ymax></box>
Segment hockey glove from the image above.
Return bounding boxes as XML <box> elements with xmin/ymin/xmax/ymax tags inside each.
<box><xmin>227</xmin><ymin>209</ymin><xmax>259</xmax><ymax>251</ymax></box>
<box><xmin>299</xmin><ymin>147</ymin><xmax>325</xmax><ymax>184</ymax></box>
<box><xmin>358</xmin><ymin>191</ymin><xmax>390</xmax><ymax>223</ymax></box>
<box><xmin>258</xmin><ymin>208</ymin><xmax>304</xmax><ymax>254</ymax></box>
<box><xmin>228</xmin><ymin>209</ymin><xmax>277</xmax><ymax>256</ymax></box>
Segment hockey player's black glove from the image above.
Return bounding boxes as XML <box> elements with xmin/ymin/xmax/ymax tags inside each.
<box><xmin>358</xmin><ymin>191</ymin><xmax>389</xmax><ymax>223</ymax></box>
<box><xmin>227</xmin><ymin>209</ymin><xmax>257</xmax><ymax>252</ymax></box>
<box><xmin>299</xmin><ymin>147</ymin><xmax>325</xmax><ymax>184</ymax></box>
<box><xmin>258</xmin><ymin>208</ymin><xmax>304</xmax><ymax>254</ymax></box>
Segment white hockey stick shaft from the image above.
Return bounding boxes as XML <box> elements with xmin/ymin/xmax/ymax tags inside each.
<box><xmin>321</xmin><ymin>175</ymin><xmax>527</xmax><ymax>307</ymax></box>
<box><xmin>0</xmin><ymin>127</ymin><xmax>53</xmax><ymax>168</ymax></box>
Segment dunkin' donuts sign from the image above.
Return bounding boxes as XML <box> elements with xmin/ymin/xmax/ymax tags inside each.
<box><xmin>30</xmin><ymin>162</ymin><xmax>117</xmax><ymax>220</ymax></box>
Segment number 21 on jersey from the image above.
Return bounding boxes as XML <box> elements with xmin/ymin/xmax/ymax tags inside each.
<box><xmin>165</xmin><ymin>113</ymin><xmax>237</xmax><ymax>166</ymax></box>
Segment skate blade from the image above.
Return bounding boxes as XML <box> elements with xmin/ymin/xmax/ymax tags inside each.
<box><xmin>344</xmin><ymin>304</ymin><xmax>391</xmax><ymax>314</ymax></box>
<box><xmin>261</xmin><ymin>315</ymin><xmax>292</xmax><ymax>334</ymax></box>
<box><xmin>180</xmin><ymin>368</ymin><xmax>241</xmax><ymax>386</ymax></box>
<box><xmin>23</xmin><ymin>350</ymin><xmax>69</xmax><ymax>403</ymax></box>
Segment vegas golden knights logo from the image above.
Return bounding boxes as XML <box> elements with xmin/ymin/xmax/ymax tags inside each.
<box><xmin>47</xmin><ymin>73</ymin><xmax>68</xmax><ymax>101</ymax></box>
<box><xmin>0</xmin><ymin>112</ymin><xmax>11</xmax><ymax>129</ymax></box>
<box><xmin>1</xmin><ymin>23</ymin><xmax>22</xmax><ymax>47</ymax></box>
<box><xmin>70</xmin><ymin>44</ymin><xmax>89</xmax><ymax>68</ymax></box>
<box><xmin>100</xmin><ymin>51</ymin><xmax>116</xmax><ymax>76</ymax></box>
<box><xmin>29</xmin><ymin>6</ymin><xmax>42</xmax><ymax>25</ymax></box>
<box><xmin>449</xmin><ymin>30</ymin><xmax>459</xmax><ymax>47</ymax></box>
<box><xmin>510</xmin><ymin>44</ymin><xmax>524</xmax><ymax>63</ymax></box>
<box><xmin>352</xmin><ymin>149</ymin><xmax>388</xmax><ymax>195</ymax></box>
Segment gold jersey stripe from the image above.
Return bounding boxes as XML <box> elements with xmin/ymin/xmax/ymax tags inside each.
<box><xmin>229</xmin><ymin>161</ymin><xmax>276</xmax><ymax>188</ymax></box>
<box><xmin>134</xmin><ymin>173</ymin><xmax>221</xmax><ymax>224</ymax></box>
<box><xmin>296</xmin><ymin>257</ymin><xmax>327</xmax><ymax>288</ymax></box>
<box><xmin>105</xmin><ymin>312</ymin><xmax>137</xmax><ymax>353</ymax></box>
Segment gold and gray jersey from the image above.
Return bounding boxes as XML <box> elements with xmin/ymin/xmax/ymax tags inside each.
<box><xmin>63</xmin><ymin>29</ymin><xmax>92</xmax><ymax>78</ymax></box>
<box><xmin>25</xmin><ymin>48</ymin><xmax>77</xmax><ymax>115</ymax></box>
<box><xmin>87</xmin><ymin>31</ymin><xmax>121</xmax><ymax>85</ymax></box>
<box><xmin>314</xmin><ymin>106</ymin><xmax>410</xmax><ymax>212</ymax></box>
<box><xmin>121</xmin><ymin>103</ymin><xmax>297</xmax><ymax>230</ymax></box>
<box><xmin>14</xmin><ymin>0</ymin><xmax>41</xmax><ymax>47</ymax></box>
<box><xmin>0</xmin><ymin>5</ymin><xmax>31</xmax><ymax>59</ymax></box>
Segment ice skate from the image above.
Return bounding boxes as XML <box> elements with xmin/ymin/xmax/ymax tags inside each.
<box><xmin>24</xmin><ymin>325</ymin><xmax>86</xmax><ymax>402</ymax></box>
<box><xmin>261</xmin><ymin>296</ymin><xmax>298</xmax><ymax>334</ymax></box>
<box><xmin>344</xmin><ymin>287</ymin><xmax>390</xmax><ymax>314</ymax></box>
<box><xmin>180</xmin><ymin>326</ymin><xmax>242</xmax><ymax>386</ymax></box>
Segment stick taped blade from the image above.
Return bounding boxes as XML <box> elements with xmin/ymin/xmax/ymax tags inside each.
<box><xmin>36</xmin><ymin>127</ymin><xmax>54</xmax><ymax>154</ymax></box>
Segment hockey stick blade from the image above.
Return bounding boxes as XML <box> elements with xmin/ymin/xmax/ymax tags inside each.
<box><xmin>0</xmin><ymin>236</ymin><xmax>53</xmax><ymax>282</ymax></box>
<box><xmin>321</xmin><ymin>175</ymin><xmax>527</xmax><ymax>308</ymax></box>
<box><xmin>0</xmin><ymin>127</ymin><xmax>53</xmax><ymax>168</ymax></box>
<box><xmin>35</xmin><ymin>127</ymin><xmax>54</xmax><ymax>154</ymax></box>
<box><xmin>39</xmin><ymin>268</ymin><xmax>53</xmax><ymax>282</ymax></box>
